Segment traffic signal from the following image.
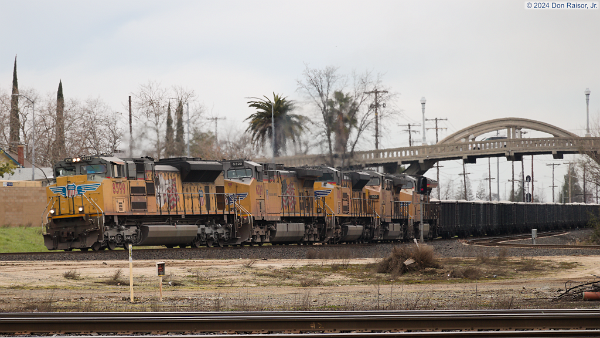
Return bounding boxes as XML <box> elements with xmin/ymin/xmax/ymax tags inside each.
<box><xmin>416</xmin><ymin>176</ymin><xmax>428</xmax><ymax>195</ymax></box>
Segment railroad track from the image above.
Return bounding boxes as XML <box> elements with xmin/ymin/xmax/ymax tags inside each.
<box><xmin>467</xmin><ymin>231</ymin><xmax>600</xmax><ymax>249</ymax></box>
<box><xmin>2</xmin><ymin>310</ymin><xmax>600</xmax><ymax>335</ymax></box>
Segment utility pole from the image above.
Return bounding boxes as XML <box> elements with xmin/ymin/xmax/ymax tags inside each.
<box><xmin>129</xmin><ymin>96</ymin><xmax>132</xmax><ymax>156</ymax></box>
<box><xmin>522</xmin><ymin>160</ymin><xmax>525</xmax><ymax>202</ymax></box>
<box><xmin>546</xmin><ymin>163</ymin><xmax>562</xmax><ymax>203</ymax></box>
<box><xmin>207</xmin><ymin>116</ymin><xmax>226</xmax><ymax>149</ymax></box>
<box><xmin>399</xmin><ymin>123</ymin><xmax>420</xmax><ymax>147</ymax></box>
<box><xmin>459</xmin><ymin>163</ymin><xmax>471</xmax><ymax>201</ymax></box>
<box><xmin>569</xmin><ymin>162</ymin><xmax>572</xmax><ymax>203</ymax></box>
<box><xmin>425</xmin><ymin>118</ymin><xmax>447</xmax><ymax>145</ymax></box>
<box><xmin>531</xmin><ymin>155</ymin><xmax>534</xmax><ymax>202</ymax></box>
<box><xmin>484</xmin><ymin>158</ymin><xmax>496</xmax><ymax>201</ymax></box>
<box><xmin>511</xmin><ymin>161</ymin><xmax>515</xmax><ymax>201</ymax></box>
<box><xmin>583</xmin><ymin>164</ymin><xmax>587</xmax><ymax>203</ymax></box>
<box><xmin>365</xmin><ymin>88</ymin><xmax>388</xmax><ymax>150</ymax></box>
<box><xmin>426</xmin><ymin>117</ymin><xmax>447</xmax><ymax>200</ymax></box>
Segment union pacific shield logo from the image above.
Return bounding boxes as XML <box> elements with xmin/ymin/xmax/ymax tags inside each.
<box><xmin>314</xmin><ymin>189</ymin><xmax>332</xmax><ymax>198</ymax></box>
<box><xmin>226</xmin><ymin>193</ymin><xmax>248</xmax><ymax>205</ymax></box>
<box><xmin>50</xmin><ymin>183</ymin><xmax>101</xmax><ymax>198</ymax></box>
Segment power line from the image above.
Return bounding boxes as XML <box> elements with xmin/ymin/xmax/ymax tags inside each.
<box><xmin>546</xmin><ymin>163</ymin><xmax>562</xmax><ymax>203</ymax></box>
<box><xmin>398</xmin><ymin>123</ymin><xmax>420</xmax><ymax>147</ymax></box>
<box><xmin>206</xmin><ymin>116</ymin><xmax>226</xmax><ymax>146</ymax></box>
<box><xmin>426</xmin><ymin>117</ymin><xmax>448</xmax><ymax>200</ymax></box>
<box><xmin>365</xmin><ymin>88</ymin><xmax>388</xmax><ymax>150</ymax></box>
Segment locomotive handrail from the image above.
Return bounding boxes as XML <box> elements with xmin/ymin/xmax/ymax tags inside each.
<box><xmin>82</xmin><ymin>193</ymin><xmax>104</xmax><ymax>216</ymax></box>
<box><xmin>41</xmin><ymin>197</ymin><xmax>57</xmax><ymax>235</ymax></box>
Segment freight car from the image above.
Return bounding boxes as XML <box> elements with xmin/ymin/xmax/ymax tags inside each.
<box><xmin>436</xmin><ymin>200</ymin><xmax>598</xmax><ymax>238</ymax></box>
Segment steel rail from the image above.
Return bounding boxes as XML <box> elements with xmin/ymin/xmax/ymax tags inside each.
<box><xmin>2</xmin><ymin>310</ymin><xmax>600</xmax><ymax>335</ymax></box>
<box><xmin>32</xmin><ymin>331</ymin><xmax>600</xmax><ymax>338</ymax></box>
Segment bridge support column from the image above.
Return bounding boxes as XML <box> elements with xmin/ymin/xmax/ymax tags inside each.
<box><xmin>405</xmin><ymin>159</ymin><xmax>437</xmax><ymax>175</ymax></box>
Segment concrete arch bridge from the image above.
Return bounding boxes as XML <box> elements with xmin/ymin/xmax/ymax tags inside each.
<box><xmin>261</xmin><ymin>118</ymin><xmax>600</xmax><ymax>175</ymax></box>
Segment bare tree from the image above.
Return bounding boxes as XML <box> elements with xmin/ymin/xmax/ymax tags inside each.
<box><xmin>297</xmin><ymin>65</ymin><xmax>399</xmax><ymax>166</ymax></box>
<box><xmin>131</xmin><ymin>82</ymin><xmax>201</xmax><ymax>159</ymax></box>
<box><xmin>131</xmin><ymin>81</ymin><xmax>168</xmax><ymax>159</ymax></box>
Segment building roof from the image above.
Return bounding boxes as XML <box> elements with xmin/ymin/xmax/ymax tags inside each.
<box><xmin>0</xmin><ymin>147</ymin><xmax>32</xmax><ymax>168</ymax></box>
<box><xmin>0</xmin><ymin>167</ymin><xmax>53</xmax><ymax>182</ymax></box>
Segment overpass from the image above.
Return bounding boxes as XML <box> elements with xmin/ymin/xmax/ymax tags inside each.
<box><xmin>256</xmin><ymin>118</ymin><xmax>600</xmax><ymax>175</ymax></box>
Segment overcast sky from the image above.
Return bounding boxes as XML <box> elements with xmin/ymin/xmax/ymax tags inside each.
<box><xmin>2</xmin><ymin>0</ymin><xmax>599</xmax><ymax>200</ymax></box>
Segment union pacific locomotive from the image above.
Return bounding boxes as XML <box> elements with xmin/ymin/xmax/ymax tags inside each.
<box><xmin>42</xmin><ymin>156</ymin><xmax>596</xmax><ymax>251</ymax></box>
<box><xmin>43</xmin><ymin>156</ymin><xmax>437</xmax><ymax>251</ymax></box>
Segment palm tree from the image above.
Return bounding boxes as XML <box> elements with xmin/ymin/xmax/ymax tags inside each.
<box><xmin>245</xmin><ymin>93</ymin><xmax>305</xmax><ymax>157</ymax></box>
<box><xmin>327</xmin><ymin>91</ymin><xmax>358</xmax><ymax>155</ymax></box>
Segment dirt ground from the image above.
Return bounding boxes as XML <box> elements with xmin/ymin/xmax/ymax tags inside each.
<box><xmin>1</xmin><ymin>247</ymin><xmax>599</xmax><ymax>312</ymax></box>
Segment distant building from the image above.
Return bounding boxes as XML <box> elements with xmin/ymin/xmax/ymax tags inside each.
<box><xmin>0</xmin><ymin>144</ymin><xmax>29</xmax><ymax>168</ymax></box>
<box><xmin>1</xmin><ymin>145</ymin><xmax>52</xmax><ymax>185</ymax></box>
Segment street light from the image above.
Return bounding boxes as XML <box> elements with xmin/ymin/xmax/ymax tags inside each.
<box><xmin>271</xmin><ymin>98</ymin><xmax>275</xmax><ymax>163</ymax></box>
<box><xmin>585</xmin><ymin>88</ymin><xmax>591</xmax><ymax>137</ymax></box>
<box><xmin>420</xmin><ymin>97</ymin><xmax>427</xmax><ymax>145</ymax></box>
<box><xmin>11</xmin><ymin>94</ymin><xmax>35</xmax><ymax>181</ymax></box>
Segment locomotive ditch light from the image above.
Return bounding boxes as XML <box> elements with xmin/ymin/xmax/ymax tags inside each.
<box><xmin>78</xmin><ymin>206</ymin><xmax>84</xmax><ymax>214</ymax></box>
<box><xmin>49</xmin><ymin>209</ymin><xmax>55</xmax><ymax>215</ymax></box>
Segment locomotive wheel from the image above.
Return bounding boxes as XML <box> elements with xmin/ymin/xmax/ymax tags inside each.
<box><xmin>218</xmin><ymin>239</ymin><xmax>225</xmax><ymax>247</ymax></box>
<box><xmin>91</xmin><ymin>242</ymin><xmax>102</xmax><ymax>251</ymax></box>
<box><xmin>64</xmin><ymin>248</ymin><xmax>72</xmax><ymax>252</ymax></box>
<box><xmin>206</xmin><ymin>240</ymin><xmax>214</xmax><ymax>247</ymax></box>
<box><xmin>107</xmin><ymin>241</ymin><xmax>117</xmax><ymax>251</ymax></box>
<box><xmin>80</xmin><ymin>248</ymin><xmax>89</xmax><ymax>252</ymax></box>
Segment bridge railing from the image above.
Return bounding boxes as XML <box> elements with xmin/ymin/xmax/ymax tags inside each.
<box><xmin>257</xmin><ymin>137</ymin><xmax>600</xmax><ymax>167</ymax></box>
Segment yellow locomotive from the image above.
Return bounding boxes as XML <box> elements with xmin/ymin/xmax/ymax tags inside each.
<box><xmin>43</xmin><ymin>156</ymin><xmax>435</xmax><ymax>251</ymax></box>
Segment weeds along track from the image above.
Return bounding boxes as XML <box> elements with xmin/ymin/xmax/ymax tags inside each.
<box><xmin>2</xmin><ymin>310</ymin><xmax>600</xmax><ymax>335</ymax></box>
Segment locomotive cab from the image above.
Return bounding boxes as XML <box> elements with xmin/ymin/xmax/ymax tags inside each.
<box><xmin>45</xmin><ymin>155</ymin><xmax>141</xmax><ymax>251</ymax></box>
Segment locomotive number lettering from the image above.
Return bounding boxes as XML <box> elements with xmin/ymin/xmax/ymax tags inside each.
<box><xmin>231</xmin><ymin>161</ymin><xmax>244</xmax><ymax>167</ymax></box>
<box><xmin>113</xmin><ymin>182</ymin><xmax>126</xmax><ymax>194</ymax></box>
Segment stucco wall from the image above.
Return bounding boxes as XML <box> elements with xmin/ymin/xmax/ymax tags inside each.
<box><xmin>0</xmin><ymin>186</ymin><xmax>47</xmax><ymax>226</ymax></box>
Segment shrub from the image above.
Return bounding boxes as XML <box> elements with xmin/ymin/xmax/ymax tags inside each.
<box><xmin>589</xmin><ymin>210</ymin><xmax>600</xmax><ymax>244</ymax></box>
<box><xmin>63</xmin><ymin>270</ymin><xmax>81</xmax><ymax>280</ymax></box>
<box><xmin>377</xmin><ymin>244</ymin><xmax>439</xmax><ymax>275</ymax></box>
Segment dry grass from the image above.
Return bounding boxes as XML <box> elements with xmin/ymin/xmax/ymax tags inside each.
<box><xmin>377</xmin><ymin>244</ymin><xmax>439</xmax><ymax>276</ymax></box>
<box><xmin>62</xmin><ymin>269</ymin><xmax>81</xmax><ymax>280</ymax></box>
<box><xmin>450</xmin><ymin>266</ymin><xmax>484</xmax><ymax>280</ymax></box>
<box><xmin>100</xmin><ymin>269</ymin><xmax>128</xmax><ymax>286</ymax></box>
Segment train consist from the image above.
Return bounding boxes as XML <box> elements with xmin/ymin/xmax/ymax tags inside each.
<box><xmin>42</xmin><ymin>156</ymin><xmax>597</xmax><ymax>251</ymax></box>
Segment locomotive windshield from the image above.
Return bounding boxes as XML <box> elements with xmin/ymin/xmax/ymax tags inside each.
<box><xmin>317</xmin><ymin>173</ymin><xmax>334</xmax><ymax>182</ymax></box>
<box><xmin>366</xmin><ymin>177</ymin><xmax>380</xmax><ymax>186</ymax></box>
<box><xmin>55</xmin><ymin>166</ymin><xmax>76</xmax><ymax>177</ymax></box>
<box><xmin>82</xmin><ymin>164</ymin><xmax>107</xmax><ymax>175</ymax></box>
<box><xmin>227</xmin><ymin>168</ymin><xmax>252</xmax><ymax>179</ymax></box>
